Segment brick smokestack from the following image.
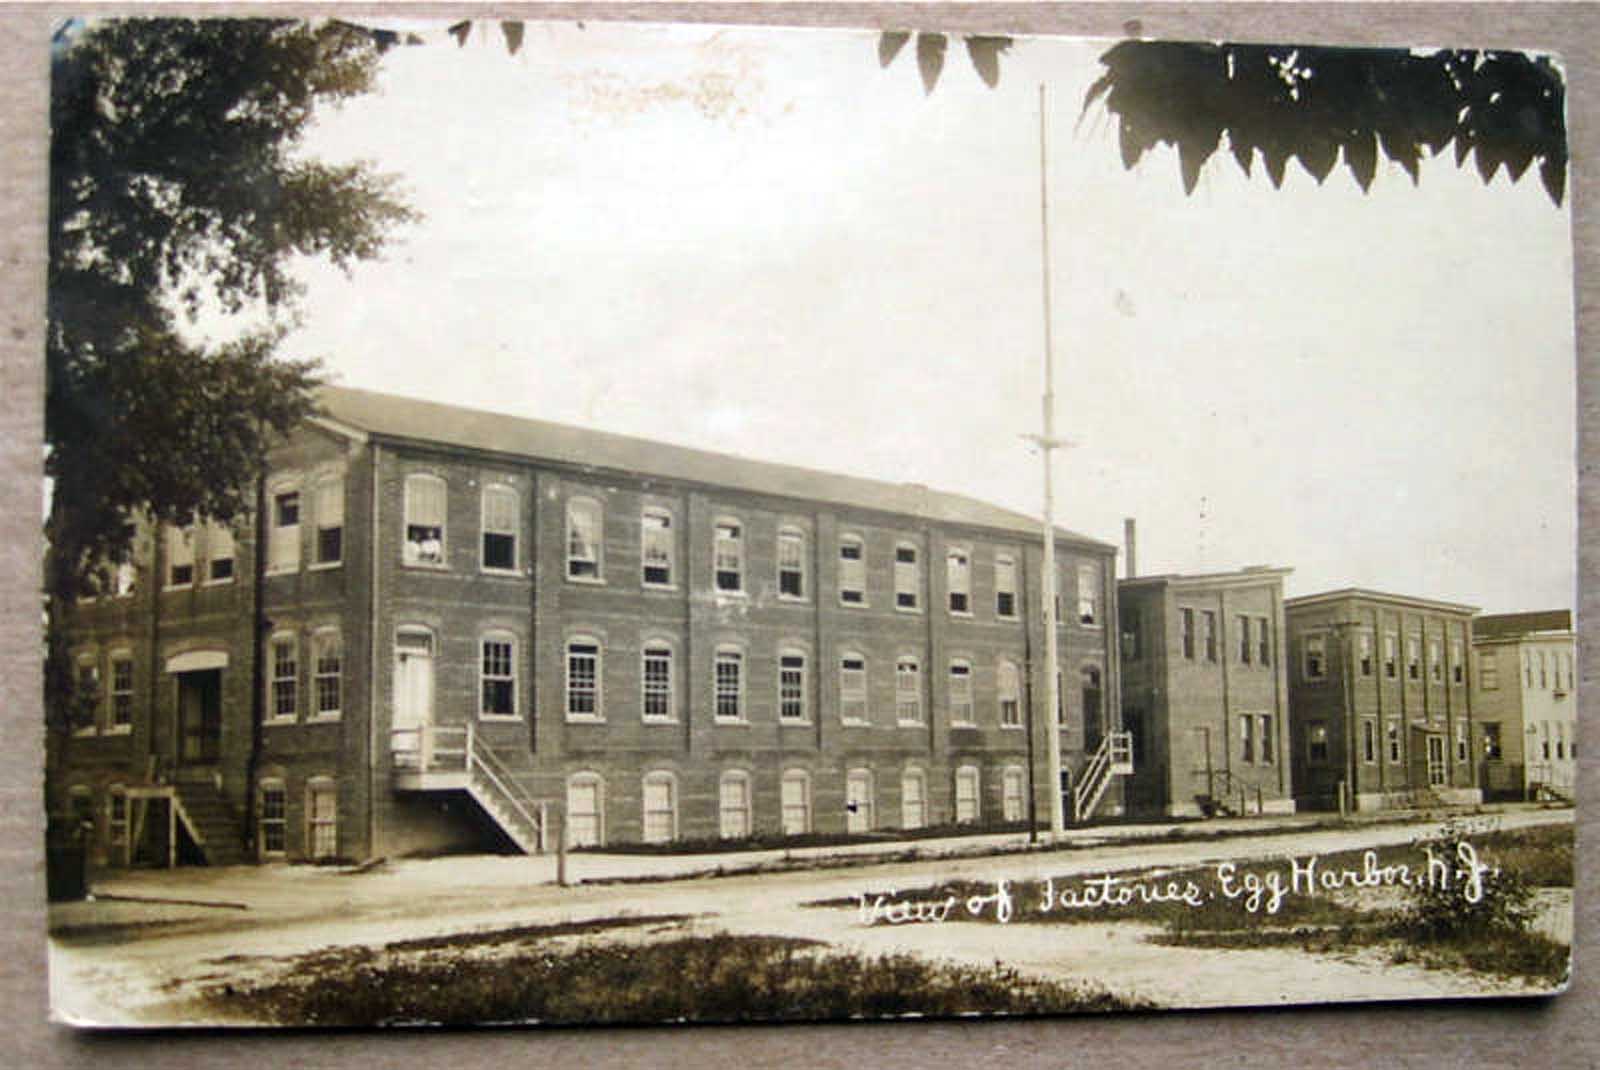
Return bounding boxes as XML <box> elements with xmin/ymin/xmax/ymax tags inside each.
<box><xmin>1124</xmin><ymin>517</ymin><xmax>1137</xmax><ymax>579</ymax></box>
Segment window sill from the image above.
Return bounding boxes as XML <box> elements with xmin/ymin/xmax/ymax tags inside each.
<box><xmin>402</xmin><ymin>561</ymin><xmax>450</xmax><ymax>572</ymax></box>
<box><xmin>894</xmin><ymin>605</ymin><xmax>922</xmax><ymax>615</ymax></box>
<box><xmin>163</xmin><ymin>584</ymin><xmax>194</xmax><ymax>593</ymax></box>
<box><xmin>714</xmin><ymin>717</ymin><xmax>750</xmax><ymax>726</ymax></box>
<box><xmin>477</xmin><ymin>714</ymin><xmax>520</xmax><ymax>723</ymax></box>
<box><xmin>897</xmin><ymin>719</ymin><xmax>926</xmax><ymax>728</ymax></box>
<box><xmin>948</xmin><ymin>610</ymin><xmax>973</xmax><ymax>619</ymax></box>
<box><xmin>642</xmin><ymin>717</ymin><xmax>679</xmax><ymax>725</ymax></box>
<box><xmin>950</xmin><ymin>721</ymin><xmax>978</xmax><ymax>730</ymax></box>
<box><xmin>202</xmin><ymin>577</ymin><xmax>236</xmax><ymax>587</ymax></box>
<box><xmin>714</xmin><ymin>588</ymin><xmax>748</xmax><ymax>599</ymax></box>
<box><xmin>776</xmin><ymin>594</ymin><xmax>809</xmax><ymax>604</ymax></box>
<box><xmin>71</xmin><ymin>728</ymin><xmax>99</xmax><ymax>738</ymax></box>
<box><xmin>309</xmin><ymin>714</ymin><xmax>343</xmax><ymax>724</ymax></box>
<box><xmin>999</xmin><ymin>723</ymin><xmax>1025</xmax><ymax>731</ymax></box>
<box><xmin>308</xmin><ymin>560</ymin><xmax>343</xmax><ymax>573</ymax></box>
<box><xmin>841</xmin><ymin>719</ymin><xmax>872</xmax><ymax>728</ymax></box>
<box><xmin>265</xmin><ymin>717</ymin><xmax>298</xmax><ymax>728</ymax></box>
<box><xmin>105</xmin><ymin>725</ymin><xmax>132</xmax><ymax>736</ymax></box>
<box><xmin>567</xmin><ymin>574</ymin><xmax>606</xmax><ymax>586</ymax></box>
<box><xmin>778</xmin><ymin>719</ymin><xmax>812</xmax><ymax>727</ymax></box>
<box><xmin>641</xmin><ymin>582</ymin><xmax>678</xmax><ymax>592</ymax></box>
<box><xmin>996</xmin><ymin>614</ymin><xmax>1019</xmax><ymax>623</ymax></box>
<box><xmin>264</xmin><ymin>567</ymin><xmax>301</xmax><ymax>578</ymax></box>
<box><xmin>565</xmin><ymin>715</ymin><xmax>606</xmax><ymax>725</ymax></box>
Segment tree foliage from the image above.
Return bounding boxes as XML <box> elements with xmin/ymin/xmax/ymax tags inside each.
<box><xmin>46</xmin><ymin>18</ymin><xmax>415</xmax><ymax>721</ymax></box>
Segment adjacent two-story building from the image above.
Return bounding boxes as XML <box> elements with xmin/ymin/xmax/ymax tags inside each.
<box><xmin>55</xmin><ymin>385</ymin><xmax>1128</xmax><ymax>865</ymax></box>
<box><xmin>1471</xmin><ymin>610</ymin><xmax>1577</xmax><ymax>801</ymax></box>
<box><xmin>1285</xmin><ymin>589</ymin><xmax>1482</xmax><ymax>812</ymax></box>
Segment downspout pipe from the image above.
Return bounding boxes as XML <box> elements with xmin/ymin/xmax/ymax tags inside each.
<box><xmin>243</xmin><ymin>464</ymin><xmax>268</xmax><ymax>859</ymax></box>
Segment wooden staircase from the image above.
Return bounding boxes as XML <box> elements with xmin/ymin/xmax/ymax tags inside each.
<box><xmin>1073</xmin><ymin>730</ymin><xmax>1134</xmax><ymax>823</ymax></box>
<box><xmin>391</xmin><ymin>724</ymin><xmax>548</xmax><ymax>854</ymax></box>
<box><xmin>171</xmin><ymin>777</ymin><xmax>248</xmax><ymax>866</ymax></box>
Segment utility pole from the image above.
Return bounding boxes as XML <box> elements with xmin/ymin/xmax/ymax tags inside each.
<box><xmin>1022</xmin><ymin>84</ymin><xmax>1072</xmax><ymax>838</ymax></box>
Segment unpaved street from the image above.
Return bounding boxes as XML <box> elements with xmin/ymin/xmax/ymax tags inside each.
<box><xmin>50</xmin><ymin>807</ymin><xmax>1572</xmax><ymax>1025</ymax></box>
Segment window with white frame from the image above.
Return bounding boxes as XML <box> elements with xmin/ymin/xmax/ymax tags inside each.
<box><xmin>1202</xmin><ymin>610</ymin><xmax>1217</xmax><ymax>661</ymax></box>
<box><xmin>949</xmin><ymin>659</ymin><xmax>974</xmax><ymax>725</ymax></box>
<box><xmin>1362</xmin><ymin>719</ymin><xmax>1377</xmax><ymax>763</ymax></box>
<box><xmin>566</xmin><ymin>498</ymin><xmax>602</xmax><ymax>580</ymax></box>
<box><xmin>314</xmin><ymin>475</ymin><xmax>344</xmax><ymax>567</ymax></box>
<box><xmin>1076</xmin><ymin>563</ymin><xmax>1099</xmax><ymax>625</ymax></box>
<box><xmin>167</xmin><ymin>526</ymin><xmax>195</xmax><ymax>587</ymax></box>
<box><xmin>840</xmin><ymin>653</ymin><xmax>868</xmax><ymax>724</ymax></box>
<box><xmin>1002</xmin><ymin>766</ymin><xmax>1025</xmax><ymax>822</ymax></box>
<box><xmin>566</xmin><ymin>638</ymin><xmax>601</xmax><ymax>720</ymax></box>
<box><xmin>781</xmin><ymin>770</ymin><xmax>811</xmax><ymax>835</ymax></box>
<box><xmin>713</xmin><ymin>519</ymin><xmax>743</xmax><ymax>592</ymax></box>
<box><xmin>641</xmin><ymin>772</ymin><xmax>677</xmax><ymax>844</ymax></box>
<box><xmin>259</xmin><ymin>780</ymin><xmax>286</xmax><ymax>856</ymax></box>
<box><xmin>109</xmin><ymin>653</ymin><xmax>133</xmax><ymax>731</ymax></box>
<box><xmin>1479</xmin><ymin>650</ymin><xmax>1500</xmax><ymax>690</ymax></box>
<box><xmin>839</xmin><ymin>536</ymin><xmax>865</xmax><ymax>605</ymax></box>
<box><xmin>1429</xmin><ymin>638</ymin><xmax>1443</xmax><ymax>682</ymax></box>
<box><xmin>779</xmin><ymin>650</ymin><xmax>807</xmax><ymax>721</ymax></box>
<box><xmin>1384</xmin><ymin>633</ymin><xmax>1398</xmax><ymax>678</ymax></box>
<box><xmin>402</xmin><ymin>474</ymin><xmax>445</xmax><ymax>566</ymax></box>
<box><xmin>1357</xmin><ymin>631</ymin><xmax>1374</xmax><ymax>676</ymax></box>
<box><xmin>1081</xmin><ymin>666</ymin><xmax>1102</xmax><ymax>727</ymax></box>
<box><xmin>1259</xmin><ymin>713</ymin><xmax>1274</xmax><ymax>764</ymax></box>
<box><xmin>955</xmin><ymin>766</ymin><xmax>980</xmax><ymax>823</ymax></box>
<box><xmin>1408</xmin><ymin>636</ymin><xmax>1422</xmax><ymax>680</ymax></box>
<box><xmin>72</xmin><ymin>657</ymin><xmax>99</xmax><ymax>735</ymax></box>
<box><xmin>901</xmin><ymin>768</ymin><xmax>927</xmax><ymax>830</ymax></box>
<box><xmin>845</xmin><ymin>769</ymin><xmax>874</xmax><ymax>833</ymax></box>
<box><xmin>895</xmin><ymin>657</ymin><xmax>922</xmax><ymax>724</ymax></box>
<box><xmin>719</xmin><ymin>771</ymin><xmax>752</xmax><ymax>839</ymax></box>
<box><xmin>270</xmin><ymin>635</ymin><xmax>297</xmax><ymax>721</ymax></box>
<box><xmin>1387</xmin><ymin>720</ymin><xmax>1402</xmax><ymax>763</ymax></box>
<box><xmin>307</xmin><ymin>778</ymin><xmax>337</xmax><ymax>861</ymax></box>
<box><xmin>642</xmin><ymin>643</ymin><xmax>673</xmax><ymax>720</ymax></box>
<box><xmin>1238</xmin><ymin>615</ymin><xmax>1252</xmax><ymax>664</ymax></box>
<box><xmin>777</xmin><ymin>528</ymin><xmax>805</xmax><ymax>598</ymax></box>
<box><xmin>995</xmin><ymin>554</ymin><xmax>1017</xmax><ymax>618</ymax></box>
<box><xmin>894</xmin><ymin>545</ymin><xmax>919</xmax><ymax>609</ymax></box>
<box><xmin>566</xmin><ymin>773</ymin><xmax>604</xmax><ymax>847</ymax></box>
<box><xmin>1180</xmin><ymin>608</ymin><xmax>1195</xmax><ymax>659</ymax></box>
<box><xmin>947</xmin><ymin>549</ymin><xmax>970</xmax><ymax>614</ymax></box>
<box><xmin>640</xmin><ymin>508</ymin><xmax>673</xmax><ymax>586</ymax></box>
<box><xmin>1457</xmin><ymin>723</ymin><xmax>1470</xmax><ymax>763</ymax></box>
<box><xmin>1239</xmin><ymin>714</ymin><xmax>1254</xmax><ymax>762</ymax></box>
<box><xmin>1257</xmin><ymin>616</ymin><xmax>1271</xmax><ymax>665</ymax></box>
<box><xmin>271</xmin><ymin>487</ymin><xmax>301</xmax><ymax>571</ymax></box>
<box><xmin>1539</xmin><ymin>651</ymin><xmax>1548</xmax><ymax>688</ymax></box>
<box><xmin>998</xmin><ymin>660</ymin><xmax>1021</xmax><ymax>727</ymax></box>
<box><xmin>1307</xmin><ymin>721</ymin><xmax>1330</xmax><ymax>764</ymax></box>
<box><xmin>481</xmin><ymin>484</ymin><xmax>518</xmax><ymax>572</ymax></box>
<box><xmin>480</xmin><ymin>635</ymin><xmax>516</xmax><ymax>717</ymax></box>
<box><xmin>312</xmin><ymin>631</ymin><xmax>342</xmax><ymax>719</ymax></box>
<box><xmin>1451</xmin><ymin>640</ymin><xmax>1465</xmax><ymax>684</ymax></box>
<box><xmin>1303</xmin><ymin>634</ymin><xmax>1327</xmax><ymax>680</ymax></box>
<box><xmin>207</xmin><ymin>523</ymin><xmax>235</xmax><ymax>583</ymax></box>
<box><xmin>715</xmin><ymin>648</ymin><xmax>744</xmax><ymax>721</ymax></box>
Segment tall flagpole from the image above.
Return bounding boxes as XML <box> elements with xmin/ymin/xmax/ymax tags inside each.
<box><xmin>1035</xmin><ymin>83</ymin><xmax>1066</xmax><ymax>837</ymax></box>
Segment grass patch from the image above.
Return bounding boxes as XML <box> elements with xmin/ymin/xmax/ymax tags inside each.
<box><xmin>201</xmin><ymin>932</ymin><xmax>1149</xmax><ymax>1026</ymax></box>
<box><xmin>1389</xmin><ymin>926</ymin><xmax>1569</xmax><ymax>985</ymax></box>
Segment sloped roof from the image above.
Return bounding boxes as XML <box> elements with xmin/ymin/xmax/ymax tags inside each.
<box><xmin>315</xmin><ymin>385</ymin><xmax>1112</xmax><ymax>549</ymax></box>
<box><xmin>1473</xmin><ymin>610</ymin><xmax>1572</xmax><ymax>640</ymax></box>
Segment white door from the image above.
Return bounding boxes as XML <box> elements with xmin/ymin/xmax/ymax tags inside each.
<box><xmin>955</xmin><ymin>767</ymin><xmax>980</xmax><ymax>823</ymax></box>
<box><xmin>642</xmin><ymin>776</ymin><xmax>675</xmax><ymax>844</ymax></box>
<box><xmin>567</xmin><ymin>778</ymin><xmax>602</xmax><ymax>847</ymax></box>
<box><xmin>901</xmin><ymin>771</ymin><xmax>926</xmax><ymax>830</ymax></box>
<box><xmin>781</xmin><ymin>773</ymin><xmax>810</xmax><ymax>836</ymax></box>
<box><xmin>393</xmin><ymin>632</ymin><xmax>433</xmax><ymax>765</ymax></box>
<box><xmin>719</xmin><ymin>776</ymin><xmax>751</xmax><ymax>839</ymax></box>
<box><xmin>846</xmin><ymin>770</ymin><xmax>873</xmax><ymax>833</ymax></box>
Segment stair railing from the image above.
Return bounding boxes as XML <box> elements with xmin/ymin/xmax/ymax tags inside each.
<box><xmin>467</xmin><ymin>726</ymin><xmax>546</xmax><ymax>852</ymax></box>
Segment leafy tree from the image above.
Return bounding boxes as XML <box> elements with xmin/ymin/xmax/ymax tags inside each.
<box><xmin>46</xmin><ymin>18</ymin><xmax>416</xmax><ymax>735</ymax></box>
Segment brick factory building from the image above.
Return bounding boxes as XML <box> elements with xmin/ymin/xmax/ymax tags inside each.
<box><xmin>52</xmin><ymin>386</ymin><xmax>1129</xmax><ymax>865</ymax></box>
<box><xmin>1471</xmin><ymin>610</ymin><xmax>1577</xmax><ymax>801</ymax></box>
<box><xmin>1284</xmin><ymin>589</ymin><xmax>1482</xmax><ymax>812</ymax></box>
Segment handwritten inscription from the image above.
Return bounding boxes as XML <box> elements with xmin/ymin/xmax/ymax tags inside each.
<box><xmin>854</xmin><ymin>843</ymin><xmax>1494</xmax><ymax>926</ymax></box>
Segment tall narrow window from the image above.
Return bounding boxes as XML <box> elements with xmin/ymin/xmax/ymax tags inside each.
<box><xmin>1482</xmin><ymin>722</ymin><xmax>1503</xmax><ymax>760</ymax></box>
<box><xmin>1202</xmin><ymin>611</ymin><xmax>1218</xmax><ymax>662</ymax></box>
<box><xmin>949</xmin><ymin>660</ymin><xmax>974</xmax><ymax>724</ymax></box>
<box><xmin>270</xmin><ymin>635</ymin><xmax>297</xmax><ymax>720</ymax></box>
<box><xmin>566</xmin><ymin>773</ymin><xmax>604</xmax><ymax>847</ymax></box>
<box><xmin>1257</xmin><ymin>616</ymin><xmax>1271</xmax><ymax>666</ymax></box>
<box><xmin>313</xmin><ymin>631</ymin><xmax>342</xmax><ymax>719</ymax></box>
<box><xmin>1239</xmin><ymin>714</ymin><xmax>1254</xmax><ymax>762</ymax></box>
<box><xmin>167</xmin><ymin>526</ymin><xmax>194</xmax><ymax>587</ymax></box>
<box><xmin>1181</xmin><ymin>608</ymin><xmax>1195</xmax><ymax>659</ymax></box>
<box><xmin>1480</xmin><ymin>651</ymin><xmax>1500</xmax><ymax>690</ymax></box>
<box><xmin>1357</xmin><ymin>632</ymin><xmax>1374</xmax><ymax>676</ymax></box>
<box><xmin>781</xmin><ymin>770</ymin><xmax>811</xmax><ymax>835</ymax></box>
<box><xmin>271</xmin><ymin>488</ymin><xmax>302</xmax><ymax>571</ymax></box>
<box><xmin>845</xmin><ymin>769</ymin><xmax>874</xmax><ymax>833</ymax></box>
<box><xmin>947</xmin><ymin>549</ymin><xmax>970</xmax><ymax>614</ymax></box>
<box><xmin>894</xmin><ymin>545</ymin><xmax>919</xmax><ymax>609</ymax></box>
<box><xmin>1539</xmin><ymin>651</ymin><xmax>1548</xmax><ymax>688</ymax></box>
<box><xmin>566</xmin><ymin>639</ymin><xmax>601</xmax><ymax>719</ymax></box>
<box><xmin>109</xmin><ymin>654</ymin><xmax>133</xmax><ymax>731</ymax></box>
<box><xmin>1408</xmin><ymin>636</ymin><xmax>1422</xmax><ymax>680</ymax></box>
<box><xmin>1384</xmin><ymin>633</ymin><xmax>1398</xmax><ymax>678</ymax></box>
<box><xmin>839</xmin><ymin>536</ymin><xmax>865</xmax><ymax>604</ymax></box>
<box><xmin>1387</xmin><ymin>721</ymin><xmax>1401</xmax><ymax>763</ymax></box>
<box><xmin>995</xmin><ymin>554</ymin><xmax>1017</xmax><ymax>618</ymax></box>
<box><xmin>1238</xmin><ymin>615</ymin><xmax>1252</xmax><ymax>664</ymax></box>
<box><xmin>1451</xmin><ymin>640</ymin><xmax>1465</xmax><ymax>684</ymax></box>
<box><xmin>480</xmin><ymin>636</ymin><xmax>515</xmax><ymax>717</ymax></box>
<box><xmin>1304</xmin><ymin>634</ymin><xmax>1327</xmax><ymax>680</ymax></box>
<box><xmin>1363</xmin><ymin>720</ymin><xmax>1377</xmax><ymax>763</ymax></box>
<box><xmin>896</xmin><ymin>657</ymin><xmax>922</xmax><ymax>724</ymax></box>
<box><xmin>566</xmin><ymin>498</ymin><xmax>602</xmax><ymax>580</ymax></box>
<box><xmin>777</xmin><ymin>528</ymin><xmax>805</xmax><ymax>598</ymax></box>
<box><xmin>1458</xmin><ymin>723</ymin><xmax>1471</xmax><ymax>763</ymax></box>
<box><xmin>107</xmin><ymin>787</ymin><xmax>128</xmax><ymax>857</ymax></box>
<box><xmin>315</xmin><ymin>476</ymin><xmax>344</xmax><ymax>566</ymax></box>
<box><xmin>1259</xmin><ymin>714</ymin><xmax>1274</xmax><ymax>764</ymax></box>
<box><xmin>719</xmin><ymin>771</ymin><xmax>752</xmax><ymax>839</ymax></box>
<box><xmin>1307</xmin><ymin>722</ymin><xmax>1329</xmax><ymax>764</ymax></box>
<box><xmin>207</xmin><ymin>523</ymin><xmax>235</xmax><ymax>583</ymax></box>
<box><xmin>714</xmin><ymin>520</ymin><xmax>743</xmax><ymax>592</ymax></box>
<box><xmin>481</xmin><ymin>484</ymin><xmax>518</xmax><ymax>572</ymax></box>
<box><xmin>1076</xmin><ymin>564</ymin><xmax>1099</xmax><ymax>625</ymax></box>
<box><xmin>641</xmin><ymin>772</ymin><xmax>677</xmax><ymax>844</ymax></box>
<box><xmin>1121</xmin><ymin>610</ymin><xmax>1142</xmax><ymax>660</ymax></box>
<box><xmin>307</xmin><ymin>779</ymin><xmax>338</xmax><ymax>861</ymax></box>
<box><xmin>640</xmin><ymin>509</ymin><xmax>673</xmax><ymax>586</ymax></box>
<box><xmin>72</xmin><ymin>659</ymin><xmax>99</xmax><ymax>735</ymax></box>
<box><xmin>1002</xmin><ymin>766</ymin><xmax>1025</xmax><ymax>822</ymax></box>
<box><xmin>901</xmin><ymin>769</ymin><xmax>927</xmax><ymax>830</ymax></box>
<box><xmin>642</xmin><ymin>644</ymin><xmax>673</xmax><ymax>720</ymax></box>
<box><xmin>997</xmin><ymin>660</ymin><xmax>1021</xmax><ymax>727</ymax></box>
<box><xmin>840</xmin><ymin>653</ymin><xmax>868</xmax><ymax>724</ymax></box>
<box><xmin>259</xmin><ymin>781</ymin><xmax>286</xmax><ymax>856</ymax></box>
<box><xmin>715</xmin><ymin>648</ymin><xmax>744</xmax><ymax>720</ymax></box>
<box><xmin>1429</xmin><ymin>638</ymin><xmax>1443</xmax><ymax>682</ymax></box>
<box><xmin>954</xmin><ymin>766</ymin><xmax>980</xmax><ymax>823</ymax></box>
<box><xmin>1081</xmin><ymin>666</ymin><xmax>1102</xmax><ymax>727</ymax></box>
<box><xmin>403</xmin><ymin>475</ymin><xmax>445</xmax><ymax>566</ymax></box>
<box><xmin>779</xmin><ymin>650</ymin><xmax>807</xmax><ymax>721</ymax></box>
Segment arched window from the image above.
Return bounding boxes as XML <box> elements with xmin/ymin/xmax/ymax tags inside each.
<box><xmin>713</xmin><ymin>518</ymin><xmax>743</xmax><ymax>592</ymax></box>
<box><xmin>479</xmin><ymin>632</ymin><xmax>517</xmax><ymax>718</ymax></box>
<box><xmin>481</xmin><ymin>484</ymin><xmax>519</xmax><ymax>572</ymax></box>
<box><xmin>955</xmin><ymin>765</ymin><xmax>981</xmax><ymax>823</ymax></box>
<box><xmin>108</xmin><ymin>651</ymin><xmax>133</xmax><ymax>732</ymax></box>
<box><xmin>719</xmin><ymin>770</ymin><xmax>752</xmax><ymax>839</ymax></box>
<box><xmin>566</xmin><ymin>637</ymin><xmax>602</xmax><ymax>720</ymax></box>
<box><xmin>566</xmin><ymin>772</ymin><xmax>605</xmax><ymax>847</ymax></box>
<box><xmin>838</xmin><ymin>535</ymin><xmax>866</xmax><ymax>605</ymax></box>
<box><xmin>995</xmin><ymin>554</ymin><xmax>1018</xmax><ymax>618</ymax></box>
<box><xmin>1001</xmin><ymin>766</ymin><xmax>1026</xmax><ymax>822</ymax></box>
<box><xmin>106</xmin><ymin>785</ymin><xmax>128</xmax><ymax>862</ymax></box>
<box><xmin>314</xmin><ymin>474</ymin><xmax>344</xmax><ymax>567</ymax></box>
<box><xmin>268</xmin><ymin>633</ymin><xmax>298</xmax><ymax>722</ymax></box>
<box><xmin>895</xmin><ymin>657</ymin><xmax>922</xmax><ymax>724</ymax></box>
<box><xmin>1080</xmin><ymin>665</ymin><xmax>1103</xmax><ymax>727</ymax></box>
<box><xmin>778</xmin><ymin>648</ymin><xmax>808</xmax><ymax>721</ymax></box>
<box><xmin>714</xmin><ymin>646</ymin><xmax>744</xmax><ymax>721</ymax></box>
<box><xmin>566</xmin><ymin>497</ymin><xmax>603</xmax><ymax>580</ymax></box>
<box><xmin>777</xmin><ymin>527</ymin><xmax>806</xmax><ymax>599</ymax></box>
<box><xmin>403</xmin><ymin>473</ymin><xmax>446</xmax><ymax>566</ymax></box>
<box><xmin>901</xmin><ymin>767</ymin><xmax>927</xmax><ymax>830</ymax></box>
<box><xmin>312</xmin><ymin>630</ymin><xmax>342</xmax><ymax>720</ymax></box>
<box><xmin>258</xmin><ymin>778</ymin><xmax>287</xmax><ymax>858</ymax></box>
<box><xmin>781</xmin><ymin>770</ymin><xmax>812</xmax><ymax>835</ymax></box>
<box><xmin>166</xmin><ymin>525</ymin><xmax>195</xmax><ymax>588</ymax></box>
<box><xmin>641</xmin><ymin>771</ymin><xmax>678</xmax><ymax>844</ymax></box>
<box><xmin>641</xmin><ymin>641</ymin><xmax>674</xmax><ymax>721</ymax></box>
<box><xmin>948</xmin><ymin>659</ymin><xmax>974</xmax><ymax>726</ymax></box>
<box><xmin>641</xmin><ymin>507</ymin><xmax>674</xmax><ymax>586</ymax></box>
<box><xmin>306</xmin><ymin>777</ymin><xmax>338</xmax><ymax>861</ymax></box>
<box><xmin>845</xmin><ymin>768</ymin><xmax>874</xmax><ymax>833</ymax></box>
<box><xmin>997</xmin><ymin>660</ymin><xmax>1021</xmax><ymax>727</ymax></box>
<box><xmin>839</xmin><ymin>652</ymin><xmax>868</xmax><ymax>724</ymax></box>
<box><xmin>946</xmin><ymin>549</ymin><xmax>970</xmax><ymax>614</ymax></box>
<box><xmin>894</xmin><ymin>543</ymin><xmax>919</xmax><ymax>610</ymax></box>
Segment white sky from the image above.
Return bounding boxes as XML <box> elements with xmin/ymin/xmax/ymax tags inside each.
<box><xmin>267</xmin><ymin>20</ymin><xmax>1575</xmax><ymax>614</ymax></box>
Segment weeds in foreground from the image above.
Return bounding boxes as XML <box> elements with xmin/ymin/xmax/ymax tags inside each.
<box><xmin>201</xmin><ymin>933</ymin><xmax>1149</xmax><ymax>1026</ymax></box>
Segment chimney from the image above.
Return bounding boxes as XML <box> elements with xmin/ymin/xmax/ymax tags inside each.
<box><xmin>1124</xmin><ymin>518</ymin><xmax>1137</xmax><ymax>579</ymax></box>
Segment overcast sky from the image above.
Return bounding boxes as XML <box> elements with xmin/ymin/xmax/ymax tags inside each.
<box><xmin>268</xmin><ymin>20</ymin><xmax>1575</xmax><ymax>614</ymax></box>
